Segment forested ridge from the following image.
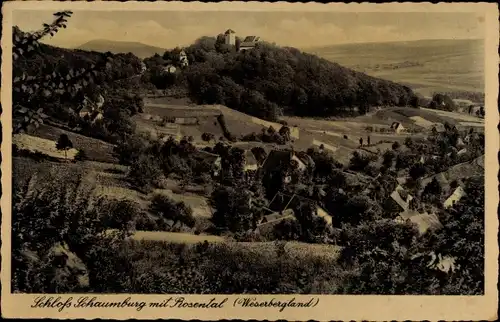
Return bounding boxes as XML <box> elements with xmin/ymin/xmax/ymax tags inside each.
<box><xmin>146</xmin><ymin>36</ymin><xmax>418</xmax><ymax>120</ymax></box>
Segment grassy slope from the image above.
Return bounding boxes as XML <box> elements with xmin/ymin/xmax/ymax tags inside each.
<box><xmin>130</xmin><ymin>231</ymin><xmax>342</xmax><ymax>261</ymax></box>
<box><xmin>30</xmin><ymin>124</ymin><xmax>118</xmax><ymax>163</ymax></box>
<box><xmin>14</xmin><ymin>156</ymin><xmax>342</xmax><ymax>261</ymax></box>
<box><xmin>306</xmin><ymin>39</ymin><xmax>484</xmax><ymax>96</ymax></box>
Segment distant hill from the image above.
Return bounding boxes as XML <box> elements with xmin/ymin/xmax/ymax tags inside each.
<box><xmin>305</xmin><ymin>39</ymin><xmax>484</xmax><ymax>96</ymax></box>
<box><xmin>77</xmin><ymin>39</ymin><xmax>166</xmax><ymax>59</ymax></box>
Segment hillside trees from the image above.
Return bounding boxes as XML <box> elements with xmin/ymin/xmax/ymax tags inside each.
<box><xmin>12</xmin><ymin>12</ymin><xmax>107</xmax><ymax>132</ymax></box>
<box><xmin>159</xmin><ymin>37</ymin><xmax>417</xmax><ymax>120</ymax></box>
<box><xmin>13</xmin><ymin>13</ymin><xmax>144</xmax><ymax>137</ymax></box>
<box><xmin>12</xmin><ymin>169</ymin><xmax>137</xmax><ymax>292</ymax></box>
<box><xmin>428</xmin><ymin>93</ymin><xmax>456</xmax><ymax>112</ymax></box>
<box><xmin>149</xmin><ymin>194</ymin><xmax>196</xmax><ymax>229</ymax></box>
<box><xmin>337</xmin><ymin>220</ymin><xmax>437</xmax><ymax>294</ymax></box>
<box><xmin>210</xmin><ymin>186</ymin><xmax>253</xmax><ymax>233</ymax></box>
<box><xmin>431</xmin><ymin>176</ymin><xmax>484</xmax><ymax>294</ymax></box>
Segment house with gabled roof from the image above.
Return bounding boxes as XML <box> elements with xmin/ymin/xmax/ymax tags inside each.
<box><xmin>239</xmin><ymin>35</ymin><xmax>261</xmax><ymax>51</ymax></box>
<box><xmin>396</xmin><ymin>209</ymin><xmax>443</xmax><ymax>235</ymax></box>
<box><xmin>443</xmin><ymin>186</ymin><xmax>466</xmax><ymax>209</ymax></box>
<box><xmin>260</xmin><ymin>149</ymin><xmax>315</xmax><ymax>176</ymax></box>
<box><xmin>243</xmin><ymin>149</ymin><xmax>259</xmax><ymax>172</ymax></box>
<box><xmin>390</xmin><ymin>122</ymin><xmax>405</xmax><ymax>134</ymax></box>
<box><xmin>179</xmin><ymin>49</ymin><xmax>189</xmax><ymax>68</ymax></box>
<box><xmin>266</xmin><ymin>191</ymin><xmax>333</xmax><ymax>226</ymax></box>
<box><xmin>388</xmin><ymin>185</ymin><xmax>413</xmax><ymax>212</ymax></box>
<box><xmin>192</xmin><ymin>150</ymin><xmax>222</xmax><ymax>176</ymax></box>
<box><xmin>255</xmin><ymin>208</ymin><xmax>296</xmax><ymax>235</ymax></box>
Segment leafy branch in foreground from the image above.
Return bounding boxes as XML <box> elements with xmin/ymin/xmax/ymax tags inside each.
<box><xmin>12</xmin><ymin>10</ymin><xmax>113</xmax><ymax>134</ymax></box>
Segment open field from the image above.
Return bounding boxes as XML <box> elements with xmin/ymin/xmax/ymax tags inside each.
<box><xmin>130</xmin><ymin>231</ymin><xmax>343</xmax><ymax>260</ymax></box>
<box><xmin>137</xmin><ymin>99</ymin><xmax>483</xmax><ymax>168</ymax></box>
<box><xmin>30</xmin><ymin>124</ymin><xmax>117</xmax><ymax>163</ymax></box>
<box><xmin>307</xmin><ymin>39</ymin><xmax>484</xmax><ymax>97</ymax></box>
<box><xmin>14</xmin><ymin>156</ymin><xmax>212</xmax><ymax>219</ymax></box>
<box><xmin>152</xmin><ymin>189</ymin><xmax>213</xmax><ymax>218</ymax></box>
<box><xmin>420</xmin><ymin>107</ymin><xmax>484</xmax><ymax>123</ymax></box>
<box><xmin>132</xmin><ymin>231</ymin><xmax>224</xmax><ymax>243</ymax></box>
<box><xmin>13</xmin><ymin>133</ymin><xmax>79</xmax><ymax>160</ymax></box>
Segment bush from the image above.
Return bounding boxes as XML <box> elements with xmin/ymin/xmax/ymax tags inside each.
<box><xmin>75</xmin><ymin>149</ymin><xmax>87</xmax><ymax>161</ymax></box>
<box><xmin>149</xmin><ymin>194</ymin><xmax>196</xmax><ymax>228</ymax></box>
<box><xmin>128</xmin><ymin>154</ymin><xmax>164</xmax><ymax>192</ymax></box>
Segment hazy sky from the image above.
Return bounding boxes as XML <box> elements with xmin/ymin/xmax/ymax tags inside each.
<box><xmin>13</xmin><ymin>10</ymin><xmax>485</xmax><ymax>49</ymax></box>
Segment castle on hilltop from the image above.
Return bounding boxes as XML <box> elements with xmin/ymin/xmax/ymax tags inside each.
<box><xmin>224</xmin><ymin>29</ymin><xmax>261</xmax><ymax>51</ymax></box>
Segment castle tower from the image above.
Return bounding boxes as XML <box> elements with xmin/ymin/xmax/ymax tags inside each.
<box><xmin>224</xmin><ymin>29</ymin><xmax>236</xmax><ymax>46</ymax></box>
<box><xmin>179</xmin><ymin>49</ymin><xmax>188</xmax><ymax>68</ymax></box>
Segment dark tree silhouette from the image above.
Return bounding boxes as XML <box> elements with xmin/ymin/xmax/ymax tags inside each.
<box><xmin>56</xmin><ymin>134</ymin><xmax>73</xmax><ymax>159</ymax></box>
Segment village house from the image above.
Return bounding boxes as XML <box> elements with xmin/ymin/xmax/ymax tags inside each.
<box><xmin>265</xmin><ymin>191</ymin><xmax>333</xmax><ymax>226</ymax></box>
<box><xmin>162</xmin><ymin>64</ymin><xmax>177</xmax><ymax>74</ymax></box>
<box><xmin>390</xmin><ymin>122</ymin><xmax>405</xmax><ymax>134</ymax></box>
<box><xmin>443</xmin><ymin>186</ymin><xmax>466</xmax><ymax>209</ymax></box>
<box><xmin>456</xmin><ymin>137</ymin><xmax>466</xmax><ymax>148</ymax></box>
<box><xmin>388</xmin><ymin>185</ymin><xmax>413</xmax><ymax>212</ymax></box>
<box><xmin>395</xmin><ymin>209</ymin><xmax>443</xmax><ymax>235</ymax></box>
<box><xmin>433</xmin><ymin>123</ymin><xmax>446</xmax><ymax>132</ymax></box>
<box><xmin>260</xmin><ymin>149</ymin><xmax>315</xmax><ymax>175</ymax></box>
<box><xmin>254</xmin><ymin>208</ymin><xmax>295</xmax><ymax>235</ymax></box>
<box><xmin>79</xmin><ymin>94</ymin><xmax>105</xmax><ymax>122</ymax></box>
<box><xmin>243</xmin><ymin>149</ymin><xmax>259</xmax><ymax>172</ymax></box>
<box><xmin>192</xmin><ymin>150</ymin><xmax>222</xmax><ymax>177</ymax></box>
<box><xmin>140</xmin><ymin>61</ymin><xmax>147</xmax><ymax>74</ymax></box>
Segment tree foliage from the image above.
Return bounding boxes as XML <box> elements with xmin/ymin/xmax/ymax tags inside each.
<box><xmin>150</xmin><ymin>38</ymin><xmax>417</xmax><ymax>120</ymax></box>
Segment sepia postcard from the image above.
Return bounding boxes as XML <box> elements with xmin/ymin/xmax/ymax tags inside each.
<box><xmin>1</xmin><ymin>1</ymin><xmax>498</xmax><ymax>320</ymax></box>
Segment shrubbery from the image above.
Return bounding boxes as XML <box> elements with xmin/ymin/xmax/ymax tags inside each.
<box><xmin>149</xmin><ymin>194</ymin><xmax>196</xmax><ymax>229</ymax></box>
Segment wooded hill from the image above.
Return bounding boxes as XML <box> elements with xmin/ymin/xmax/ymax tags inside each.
<box><xmin>147</xmin><ymin>36</ymin><xmax>418</xmax><ymax>120</ymax></box>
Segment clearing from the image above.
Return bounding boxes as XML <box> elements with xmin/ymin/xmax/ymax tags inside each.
<box><xmin>13</xmin><ymin>133</ymin><xmax>79</xmax><ymax>160</ymax></box>
<box><xmin>30</xmin><ymin>124</ymin><xmax>117</xmax><ymax>163</ymax></box>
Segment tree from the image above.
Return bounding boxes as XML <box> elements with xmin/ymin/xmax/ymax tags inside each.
<box><xmin>56</xmin><ymin>134</ymin><xmax>73</xmax><ymax>159</ymax></box>
<box><xmin>12</xmin><ymin>12</ymin><xmax>113</xmax><ymax>134</ymax></box>
<box><xmin>209</xmin><ymin>186</ymin><xmax>253</xmax><ymax>233</ymax></box>
<box><xmin>421</xmin><ymin>177</ymin><xmax>442</xmax><ymax>204</ymax></box>
<box><xmin>382</xmin><ymin>150</ymin><xmax>396</xmax><ymax>168</ymax></box>
<box><xmin>149</xmin><ymin>194</ymin><xmax>196</xmax><ymax>228</ymax></box>
<box><xmin>278</xmin><ymin>126</ymin><xmax>291</xmax><ymax>142</ymax></box>
<box><xmin>128</xmin><ymin>154</ymin><xmax>164</xmax><ymax>192</ymax></box>
<box><xmin>201</xmin><ymin>132</ymin><xmax>215</xmax><ymax>142</ymax></box>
